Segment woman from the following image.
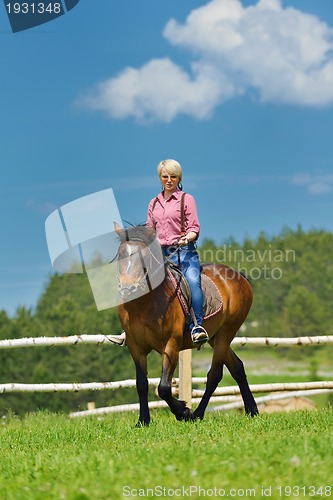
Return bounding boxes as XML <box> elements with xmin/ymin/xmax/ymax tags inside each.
<box><xmin>146</xmin><ymin>159</ymin><xmax>209</xmax><ymax>344</ymax></box>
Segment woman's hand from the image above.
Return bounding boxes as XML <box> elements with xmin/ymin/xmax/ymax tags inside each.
<box><xmin>178</xmin><ymin>236</ymin><xmax>189</xmax><ymax>246</ymax></box>
<box><xmin>178</xmin><ymin>232</ymin><xmax>197</xmax><ymax>246</ymax></box>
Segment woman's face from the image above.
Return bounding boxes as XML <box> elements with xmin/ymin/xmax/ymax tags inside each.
<box><xmin>160</xmin><ymin>167</ymin><xmax>179</xmax><ymax>192</ymax></box>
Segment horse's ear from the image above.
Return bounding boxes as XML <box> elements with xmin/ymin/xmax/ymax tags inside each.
<box><xmin>146</xmin><ymin>225</ymin><xmax>156</xmax><ymax>239</ymax></box>
<box><xmin>114</xmin><ymin>222</ymin><xmax>124</xmax><ymax>236</ymax></box>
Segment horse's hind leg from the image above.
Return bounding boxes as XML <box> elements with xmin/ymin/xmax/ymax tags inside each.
<box><xmin>225</xmin><ymin>348</ymin><xmax>259</xmax><ymax>417</ymax></box>
<box><xmin>158</xmin><ymin>342</ymin><xmax>192</xmax><ymax>421</ymax></box>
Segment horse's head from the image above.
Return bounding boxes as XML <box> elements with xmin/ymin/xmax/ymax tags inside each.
<box><xmin>114</xmin><ymin>222</ymin><xmax>162</xmax><ymax>298</ymax></box>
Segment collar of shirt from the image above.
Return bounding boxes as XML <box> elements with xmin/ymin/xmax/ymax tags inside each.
<box><xmin>156</xmin><ymin>188</ymin><xmax>182</xmax><ymax>205</ymax></box>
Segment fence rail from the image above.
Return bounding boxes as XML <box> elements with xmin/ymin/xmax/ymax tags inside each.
<box><xmin>1</xmin><ymin>334</ymin><xmax>333</xmax><ymax>349</ymax></box>
<box><xmin>2</xmin><ymin>380</ymin><xmax>331</xmax><ymax>395</ymax></box>
<box><xmin>70</xmin><ymin>389</ymin><xmax>332</xmax><ymax>418</ymax></box>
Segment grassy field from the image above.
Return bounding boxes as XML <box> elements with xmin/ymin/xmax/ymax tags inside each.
<box><xmin>0</xmin><ymin>408</ymin><xmax>332</xmax><ymax>500</ymax></box>
<box><xmin>0</xmin><ymin>345</ymin><xmax>332</xmax><ymax>499</ymax></box>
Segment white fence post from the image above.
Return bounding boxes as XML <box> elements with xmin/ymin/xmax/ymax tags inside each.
<box><xmin>179</xmin><ymin>349</ymin><xmax>192</xmax><ymax>408</ymax></box>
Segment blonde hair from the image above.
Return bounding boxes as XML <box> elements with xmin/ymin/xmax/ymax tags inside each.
<box><xmin>157</xmin><ymin>159</ymin><xmax>183</xmax><ymax>182</ymax></box>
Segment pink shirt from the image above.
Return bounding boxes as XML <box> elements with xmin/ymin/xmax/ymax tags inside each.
<box><xmin>147</xmin><ymin>189</ymin><xmax>200</xmax><ymax>246</ymax></box>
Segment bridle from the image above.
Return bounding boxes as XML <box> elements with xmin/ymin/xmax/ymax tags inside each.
<box><xmin>116</xmin><ymin>232</ymin><xmax>182</xmax><ymax>297</ymax></box>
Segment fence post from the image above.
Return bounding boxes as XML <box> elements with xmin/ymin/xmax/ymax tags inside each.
<box><xmin>179</xmin><ymin>349</ymin><xmax>192</xmax><ymax>408</ymax></box>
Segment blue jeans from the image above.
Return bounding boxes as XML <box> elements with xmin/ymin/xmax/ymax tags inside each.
<box><xmin>162</xmin><ymin>243</ymin><xmax>203</xmax><ymax>330</ymax></box>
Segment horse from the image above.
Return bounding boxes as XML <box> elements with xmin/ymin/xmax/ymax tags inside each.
<box><xmin>114</xmin><ymin>223</ymin><xmax>258</xmax><ymax>425</ymax></box>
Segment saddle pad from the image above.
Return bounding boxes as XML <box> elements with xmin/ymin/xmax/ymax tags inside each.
<box><xmin>201</xmin><ymin>274</ymin><xmax>223</xmax><ymax>319</ymax></box>
<box><xmin>166</xmin><ymin>267</ymin><xmax>223</xmax><ymax>320</ymax></box>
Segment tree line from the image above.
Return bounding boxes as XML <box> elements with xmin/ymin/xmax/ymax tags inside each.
<box><xmin>0</xmin><ymin>226</ymin><xmax>332</xmax><ymax>414</ymax></box>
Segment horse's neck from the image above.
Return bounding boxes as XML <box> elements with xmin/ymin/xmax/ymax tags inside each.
<box><xmin>125</xmin><ymin>272</ymin><xmax>171</xmax><ymax>311</ymax></box>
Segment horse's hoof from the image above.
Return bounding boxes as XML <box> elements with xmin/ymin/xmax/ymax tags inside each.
<box><xmin>176</xmin><ymin>406</ymin><xmax>194</xmax><ymax>422</ymax></box>
<box><xmin>135</xmin><ymin>420</ymin><xmax>150</xmax><ymax>427</ymax></box>
<box><xmin>183</xmin><ymin>407</ymin><xmax>193</xmax><ymax>421</ymax></box>
<box><xmin>192</xmin><ymin>410</ymin><xmax>204</xmax><ymax>421</ymax></box>
<box><xmin>246</xmin><ymin>408</ymin><xmax>259</xmax><ymax>418</ymax></box>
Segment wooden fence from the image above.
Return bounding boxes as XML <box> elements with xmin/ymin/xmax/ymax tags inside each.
<box><xmin>0</xmin><ymin>334</ymin><xmax>332</xmax><ymax>417</ymax></box>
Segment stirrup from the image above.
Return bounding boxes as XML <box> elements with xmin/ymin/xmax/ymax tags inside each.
<box><xmin>191</xmin><ymin>326</ymin><xmax>209</xmax><ymax>344</ymax></box>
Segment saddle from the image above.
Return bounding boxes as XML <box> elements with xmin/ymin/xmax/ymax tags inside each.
<box><xmin>166</xmin><ymin>261</ymin><xmax>223</xmax><ymax>321</ymax></box>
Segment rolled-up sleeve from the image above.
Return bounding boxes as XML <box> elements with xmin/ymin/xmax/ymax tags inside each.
<box><xmin>146</xmin><ymin>199</ymin><xmax>155</xmax><ymax>228</ymax></box>
<box><xmin>185</xmin><ymin>194</ymin><xmax>200</xmax><ymax>238</ymax></box>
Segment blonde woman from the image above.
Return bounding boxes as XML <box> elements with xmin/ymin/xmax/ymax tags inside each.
<box><xmin>147</xmin><ymin>159</ymin><xmax>208</xmax><ymax>344</ymax></box>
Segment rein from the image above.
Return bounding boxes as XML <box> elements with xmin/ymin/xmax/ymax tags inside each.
<box><xmin>117</xmin><ymin>236</ymin><xmax>184</xmax><ymax>296</ymax></box>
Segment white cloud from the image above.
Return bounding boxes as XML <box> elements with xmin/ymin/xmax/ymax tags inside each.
<box><xmin>291</xmin><ymin>173</ymin><xmax>333</xmax><ymax>195</ymax></box>
<box><xmin>78</xmin><ymin>0</ymin><xmax>333</xmax><ymax>122</ymax></box>
<box><xmin>80</xmin><ymin>58</ymin><xmax>224</xmax><ymax>123</ymax></box>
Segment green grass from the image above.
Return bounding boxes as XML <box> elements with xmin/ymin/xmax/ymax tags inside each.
<box><xmin>0</xmin><ymin>346</ymin><xmax>332</xmax><ymax>499</ymax></box>
<box><xmin>0</xmin><ymin>409</ymin><xmax>332</xmax><ymax>499</ymax></box>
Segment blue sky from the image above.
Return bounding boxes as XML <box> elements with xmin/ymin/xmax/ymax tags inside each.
<box><xmin>1</xmin><ymin>0</ymin><xmax>333</xmax><ymax>316</ymax></box>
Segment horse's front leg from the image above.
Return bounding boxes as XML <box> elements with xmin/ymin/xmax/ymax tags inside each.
<box><xmin>192</xmin><ymin>334</ymin><xmax>227</xmax><ymax>421</ymax></box>
<box><xmin>158</xmin><ymin>341</ymin><xmax>193</xmax><ymax>421</ymax></box>
<box><xmin>193</xmin><ymin>357</ymin><xmax>224</xmax><ymax>421</ymax></box>
<box><xmin>133</xmin><ymin>355</ymin><xmax>150</xmax><ymax>426</ymax></box>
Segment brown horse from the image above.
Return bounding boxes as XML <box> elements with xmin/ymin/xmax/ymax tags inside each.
<box><xmin>114</xmin><ymin>223</ymin><xmax>258</xmax><ymax>425</ymax></box>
